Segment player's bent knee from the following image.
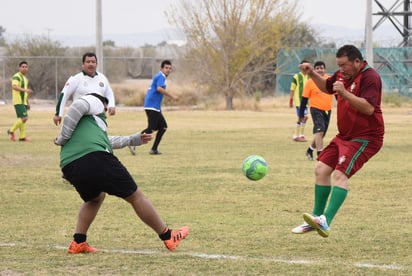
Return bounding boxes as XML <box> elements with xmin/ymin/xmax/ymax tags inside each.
<box><xmin>315</xmin><ymin>161</ymin><xmax>332</xmax><ymax>177</ymax></box>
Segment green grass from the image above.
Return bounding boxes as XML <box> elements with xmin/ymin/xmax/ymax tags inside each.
<box><xmin>0</xmin><ymin>101</ymin><xmax>411</xmax><ymax>275</ymax></box>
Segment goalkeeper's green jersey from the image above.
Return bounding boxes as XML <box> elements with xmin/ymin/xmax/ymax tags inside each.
<box><xmin>60</xmin><ymin>114</ymin><xmax>112</xmax><ymax>168</ymax></box>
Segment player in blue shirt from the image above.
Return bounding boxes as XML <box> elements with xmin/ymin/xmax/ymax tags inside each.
<box><xmin>129</xmin><ymin>60</ymin><xmax>179</xmax><ymax>155</ymax></box>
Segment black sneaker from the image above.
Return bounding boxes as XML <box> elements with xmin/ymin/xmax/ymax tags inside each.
<box><xmin>150</xmin><ymin>149</ymin><xmax>162</xmax><ymax>155</ymax></box>
<box><xmin>306</xmin><ymin>149</ymin><xmax>314</xmax><ymax>161</ymax></box>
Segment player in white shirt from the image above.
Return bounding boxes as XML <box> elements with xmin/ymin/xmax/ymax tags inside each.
<box><xmin>53</xmin><ymin>52</ymin><xmax>116</xmax><ymax>126</ymax></box>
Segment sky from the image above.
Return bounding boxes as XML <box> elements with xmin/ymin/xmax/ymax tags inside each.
<box><xmin>0</xmin><ymin>0</ymin><xmax>398</xmax><ymax>46</ymax></box>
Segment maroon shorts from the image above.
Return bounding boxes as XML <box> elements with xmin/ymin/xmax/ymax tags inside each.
<box><xmin>318</xmin><ymin>136</ymin><xmax>383</xmax><ymax>178</ymax></box>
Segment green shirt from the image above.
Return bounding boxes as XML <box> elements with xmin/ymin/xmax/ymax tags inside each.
<box><xmin>60</xmin><ymin>114</ymin><xmax>112</xmax><ymax>168</ymax></box>
<box><xmin>11</xmin><ymin>72</ymin><xmax>29</xmax><ymax>105</ymax></box>
<box><xmin>290</xmin><ymin>72</ymin><xmax>309</xmax><ymax>107</ymax></box>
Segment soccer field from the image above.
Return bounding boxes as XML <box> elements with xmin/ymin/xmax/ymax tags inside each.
<box><xmin>0</xmin><ymin>102</ymin><xmax>411</xmax><ymax>275</ymax></box>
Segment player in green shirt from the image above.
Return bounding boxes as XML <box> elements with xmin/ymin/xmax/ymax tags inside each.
<box><xmin>7</xmin><ymin>61</ymin><xmax>33</xmax><ymax>141</ymax></box>
<box><xmin>55</xmin><ymin>94</ymin><xmax>189</xmax><ymax>253</ymax></box>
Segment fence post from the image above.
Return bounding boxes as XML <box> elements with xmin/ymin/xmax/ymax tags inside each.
<box><xmin>1</xmin><ymin>57</ymin><xmax>5</xmax><ymax>102</ymax></box>
<box><xmin>55</xmin><ymin>57</ymin><xmax>58</xmax><ymax>101</ymax></box>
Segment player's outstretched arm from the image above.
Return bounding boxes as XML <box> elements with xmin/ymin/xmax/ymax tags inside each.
<box><xmin>109</xmin><ymin>133</ymin><xmax>152</xmax><ymax>149</ymax></box>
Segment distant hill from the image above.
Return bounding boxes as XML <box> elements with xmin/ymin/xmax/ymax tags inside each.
<box><xmin>3</xmin><ymin>24</ymin><xmax>401</xmax><ymax>48</ymax></box>
<box><xmin>3</xmin><ymin>28</ymin><xmax>186</xmax><ymax>48</ymax></box>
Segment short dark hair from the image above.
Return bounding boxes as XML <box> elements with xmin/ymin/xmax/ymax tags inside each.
<box><xmin>161</xmin><ymin>60</ymin><xmax>172</xmax><ymax>68</ymax></box>
<box><xmin>314</xmin><ymin>61</ymin><xmax>325</xmax><ymax>68</ymax></box>
<box><xmin>82</xmin><ymin>52</ymin><xmax>98</xmax><ymax>63</ymax></box>
<box><xmin>19</xmin><ymin>61</ymin><xmax>28</xmax><ymax>67</ymax></box>
<box><xmin>300</xmin><ymin>60</ymin><xmax>310</xmax><ymax>64</ymax></box>
<box><xmin>336</xmin><ymin>45</ymin><xmax>363</xmax><ymax>62</ymax></box>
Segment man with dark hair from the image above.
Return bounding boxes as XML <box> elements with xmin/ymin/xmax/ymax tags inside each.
<box><xmin>129</xmin><ymin>60</ymin><xmax>179</xmax><ymax>155</ymax></box>
<box><xmin>297</xmin><ymin>61</ymin><xmax>333</xmax><ymax>161</ymax></box>
<box><xmin>292</xmin><ymin>45</ymin><xmax>384</xmax><ymax>237</ymax></box>
<box><xmin>53</xmin><ymin>52</ymin><xmax>116</xmax><ymax>126</ymax></box>
<box><xmin>7</xmin><ymin>61</ymin><xmax>33</xmax><ymax>142</ymax></box>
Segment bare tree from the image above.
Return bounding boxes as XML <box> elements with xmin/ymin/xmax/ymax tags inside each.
<box><xmin>103</xmin><ymin>46</ymin><xmax>157</xmax><ymax>81</ymax></box>
<box><xmin>168</xmin><ymin>0</ymin><xmax>304</xmax><ymax>110</ymax></box>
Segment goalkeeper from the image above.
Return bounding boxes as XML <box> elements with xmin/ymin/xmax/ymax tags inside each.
<box><xmin>54</xmin><ymin>93</ymin><xmax>189</xmax><ymax>254</ymax></box>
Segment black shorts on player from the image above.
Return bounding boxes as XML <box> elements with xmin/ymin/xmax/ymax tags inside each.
<box><xmin>62</xmin><ymin>151</ymin><xmax>137</xmax><ymax>202</ymax></box>
<box><xmin>310</xmin><ymin>107</ymin><xmax>331</xmax><ymax>135</ymax></box>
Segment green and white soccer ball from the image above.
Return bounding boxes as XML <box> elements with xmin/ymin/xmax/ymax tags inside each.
<box><xmin>242</xmin><ymin>155</ymin><xmax>268</xmax><ymax>181</ymax></box>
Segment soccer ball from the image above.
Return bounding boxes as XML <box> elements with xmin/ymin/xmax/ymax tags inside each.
<box><xmin>242</xmin><ymin>155</ymin><xmax>268</xmax><ymax>181</ymax></box>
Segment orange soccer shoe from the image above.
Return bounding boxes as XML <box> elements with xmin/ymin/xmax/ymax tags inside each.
<box><xmin>19</xmin><ymin>137</ymin><xmax>32</xmax><ymax>142</ymax></box>
<box><xmin>68</xmin><ymin>241</ymin><xmax>97</xmax><ymax>254</ymax></box>
<box><xmin>7</xmin><ymin>130</ymin><xmax>16</xmax><ymax>141</ymax></box>
<box><xmin>164</xmin><ymin>226</ymin><xmax>189</xmax><ymax>251</ymax></box>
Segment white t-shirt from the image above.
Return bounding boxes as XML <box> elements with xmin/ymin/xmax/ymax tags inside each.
<box><xmin>57</xmin><ymin>71</ymin><xmax>115</xmax><ymax>117</ymax></box>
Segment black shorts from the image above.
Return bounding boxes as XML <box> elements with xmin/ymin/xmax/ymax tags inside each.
<box><xmin>145</xmin><ymin>109</ymin><xmax>167</xmax><ymax>131</ymax></box>
<box><xmin>62</xmin><ymin>151</ymin><xmax>138</xmax><ymax>202</ymax></box>
<box><xmin>310</xmin><ymin>107</ymin><xmax>331</xmax><ymax>135</ymax></box>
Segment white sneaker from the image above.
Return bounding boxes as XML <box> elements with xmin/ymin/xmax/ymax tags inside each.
<box><xmin>291</xmin><ymin>222</ymin><xmax>315</xmax><ymax>234</ymax></box>
<box><xmin>303</xmin><ymin>213</ymin><xmax>330</xmax><ymax>238</ymax></box>
<box><xmin>128</xmin><ymin>146</ymin><xmax>136</xmax><ymax>155</ymax></box>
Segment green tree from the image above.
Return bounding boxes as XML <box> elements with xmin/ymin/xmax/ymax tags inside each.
<box><xmin>103</xmin><ymin>39</ymin><xmax>116</xmax><ymax>47</ymax></box>
<box><xmin>283</xmin><ymin>22</ymin><xmax>318</xmax><ymax>47</ymax></box>
<box><xmin>168</xmin><ymin>0</ymin><xmax>311</xmax><ymax>110</ymax></box>
<box><xmin>0</xmin><ymin>26</ymin><xmax>6</xmax><ymax>46</ymax></box>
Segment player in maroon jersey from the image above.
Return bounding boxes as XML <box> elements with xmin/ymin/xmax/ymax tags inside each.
<box><xmin>292</xmin><ymin>45</ymin><xmax>384</xmax><ymax>237</ymax></box>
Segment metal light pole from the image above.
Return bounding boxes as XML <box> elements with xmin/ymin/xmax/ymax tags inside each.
<box><xmin>365</xmin><ymin>0</ymin><xmax>374</xmax><ymax>66</ymax></box>
<box><xmin>96</xmin><ymin>0</ymin><xmax>104</xmax><ymax>73</ymax></box>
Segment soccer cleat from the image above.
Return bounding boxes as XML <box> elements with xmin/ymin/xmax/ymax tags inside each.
<box><xmin>293</xmin><ymin>136</ymin><xmax>307</xmax><ymax>142</ymax></box>
<box><xmin>306</xmin><ymin>149</ymin><xmax>314</xmax><ymax>161</ymax></box>
<box><xmin>164</xmin><ymin>226</ymin><xmax>189</xmax><ymax>251</ymax></box>
<box><xmin>303</xmin><ymin>213</ymin><xmax>330</xmax><ymax>238</ymax></box>
<box><xmin>298</xmin><ymin>136</ymin><xmax>307</xmax><ymax>142</ymax></box>
<box><xmin>128</xmin><ymin>146</ymin><xmax>136</xmax><ymax>155</ymax></box>
<box><xmin>291</xmin><ymin>222</ymin><xmax>315</xmax><ymax>234</ymax></box>
<box><xmin>150</xmin><ymin>149</ymin><xmax>162</xmax><ymax>155</ymax></box>
<box><xmin>19</xmin><ymin>137</ymin><xmax>31</xmax><ymax>142</ymax></box>
<box><xmin>68</xmin><ymin>241</ymin><xmax>97</xmax><ymax>254</ymax></box>
<box><xmin>7</xmin><ymin>130</ymin><xmax>16</xmax><ymax>141</ymax></box>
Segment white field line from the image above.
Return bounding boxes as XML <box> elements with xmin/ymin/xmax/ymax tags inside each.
<box><xmin>0</xmin><ymin>243</ymin><xmax>405</xmax><ymax>271</ymax></box>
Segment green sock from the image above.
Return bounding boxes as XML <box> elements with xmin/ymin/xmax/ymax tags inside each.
<box><xmin>312</xmin><ymin>184</ymin><xmax>331</xmax><ymax>216</ymax></box>
<box><xmin>324</xmin><ymin>186</ymin><xmax>348</xmax><ymax>225</ymax></box>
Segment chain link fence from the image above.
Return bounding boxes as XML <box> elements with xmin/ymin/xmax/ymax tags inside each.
<box><xmin>276</xmin><ymin>47</ymin><xmax>412</xmax><ymax>97</ymax></box>
<box><xmin>4</xmin><ymin>48</ymin><xmax>412</xmax><ymax>103</ymax></box>
<box><xmin>0</xmin><ymin>56</ymin><xmax>168</xmax><ymax>103</ymax></box>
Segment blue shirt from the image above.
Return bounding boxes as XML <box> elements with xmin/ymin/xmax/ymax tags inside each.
<box><xmin>144</xmin><ymin>71</ymin><xmax>166</xmax><ymax>111</ymax></box>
